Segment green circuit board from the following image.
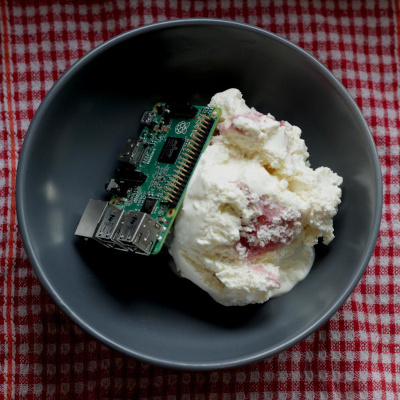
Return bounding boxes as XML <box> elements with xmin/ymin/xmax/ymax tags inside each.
<box><xmin>75</xmin><ymin>102</ymin><xmax>221</xmax><ymax>255</ymax></box>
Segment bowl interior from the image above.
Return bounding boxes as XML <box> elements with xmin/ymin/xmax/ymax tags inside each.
<box><xmin>17</xmin><ymin>20</ymin><xmax>382</xmax><ymax>369</ymax></box>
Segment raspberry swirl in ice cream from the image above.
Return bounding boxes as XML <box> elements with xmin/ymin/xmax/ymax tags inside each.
<box><xmin>234</xmin><ymin>182</ymin><xmax>302</xmax><ymax>261</ymax></box>
<box><xmin>169</xmin><ymin>89</ymin><xmax>343</xmax><ymax>306</ymax></box>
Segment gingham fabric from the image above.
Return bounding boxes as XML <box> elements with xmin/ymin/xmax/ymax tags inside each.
<box><xmin>1</xmin><ymin>0</ymin><xmax>398</xmax><ymax>399</ymax></box>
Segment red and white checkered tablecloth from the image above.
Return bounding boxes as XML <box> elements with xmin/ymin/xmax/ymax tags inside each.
<box><xmin>1</xmin><ymin>0</ymin><xmax>399</xmax><ymax>399</ymax></box>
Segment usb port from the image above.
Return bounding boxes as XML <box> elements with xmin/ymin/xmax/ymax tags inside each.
<box><xmin>117</xmin><ymin>211</ymin><xmax>141</xmax><ymax>252</ymax></box>
<box><xmin>76</xmin><ymin>200</ymin><xmax>163</xmax><ymax>254</ymax></box>
<box><xmin>117</xmin><ymin>212</ymin><xmax>162</xmax><ymax>254</ymax></box>
<box><xmin>95</xmin><ymin>205</ymin><xmax>126</xmax><ymax>250</ymax></box>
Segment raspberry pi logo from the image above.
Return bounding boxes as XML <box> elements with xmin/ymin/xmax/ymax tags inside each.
<box><xmin>175</xmin><ymin>121</ymin><xmax>190</xmax><ymax>135</ymax></box>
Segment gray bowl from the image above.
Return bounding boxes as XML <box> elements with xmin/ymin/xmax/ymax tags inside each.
<box><xmin>16</xmin><ymin>19</ymin><xmax>382</xmax><ymax>370</ymax></box>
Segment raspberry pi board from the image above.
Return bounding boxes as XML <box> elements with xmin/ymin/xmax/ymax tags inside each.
<box><xmin>75</xmin><ymin>102</ymin><xmax>221</xmax><ymax>255</ymax></box>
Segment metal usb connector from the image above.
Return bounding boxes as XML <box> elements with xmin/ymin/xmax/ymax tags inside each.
<box><xmin>117</xmin><ymin>211</ymin><xmax>163</xmax><ymax>254</ymax></box>
<box><xmin>95</xmin><ymin>205</ymin><xmax>126</xmax><ymax>250</ymax></box>
<box><xmin>75</xmin><ymin>199</ymin><xmax>126</xmax><ymax>251</ymax></box>
<box><xmin>75</xmin><ymin>200</ymin><xmax>163</xmax><ymax>254</ymax></box>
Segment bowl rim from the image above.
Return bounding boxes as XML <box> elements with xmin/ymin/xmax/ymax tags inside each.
<box><xmin>16</xmin><ymin>18</ymin><xmax>383</xmax><ymax>370</ymax></box>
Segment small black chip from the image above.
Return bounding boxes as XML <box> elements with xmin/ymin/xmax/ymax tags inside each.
<box><xmin>141</xmin><ymin>111</ymin><xmax>155</xmax><ymax>126</ymax></box>
<box><xmin>163</xmin><ymin>111</ymin><xmax>171</xmax><ymax>125</ymax></box>
<box><xmin>166</xmin><ymin>103</ymin><xmax>197</xmax><ymax>119</ymax></box>
<box><xmin>117</xmin><ymin>137</ymin><xmax>138</xmax><ymax>163</ymax></box>
<box><xmin>156</xmin><ymin>105</ymin><xmax>165</xmax><ymax>115</ymax></box>
<box><xmin>141</xmin><ymin>197</ymin><xmax>158</xmax><ymax>214</ymax></box>
<box><xmin>158</xmin><ymin>137</ymin><xmax>185</xmax><ymax>164</ymax></box>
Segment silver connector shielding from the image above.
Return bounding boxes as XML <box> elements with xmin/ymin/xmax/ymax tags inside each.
<box><xmin>75</xmin><ymin>199</ymin><xmax>109</xmax><ymax>240</ymax></box>
<box><xmin>117</xmin><ymin>211</ymin><xmax>163</xmax><ymax>254</ymax></box>
<box><xmin>95</xmin><ymin>205</ymin><xmax>126</xmax><ymax>250</ymax></box>
<box><xmin>75</xmin><ymin>199</ymin><xmax>126</xmax><ymax>251</ymax></box>
<box><xmin>75</xmin><ymin>200</ymin><xmax>163</xmax><ymax>254</ymax></box>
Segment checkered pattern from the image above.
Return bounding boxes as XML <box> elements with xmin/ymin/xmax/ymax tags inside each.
<box><xmin>1</xmin><ymin>0</ymin><xmax>399</xmax><ymax>398</ymax></box>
